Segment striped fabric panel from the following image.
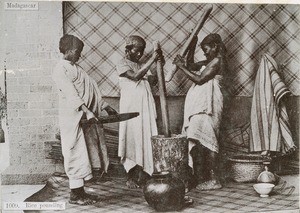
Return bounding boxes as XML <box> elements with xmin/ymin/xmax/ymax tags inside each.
<box><xmin>279</xmin><ymin>104</ymin><xmax>295</xmax><ymax>153</ymax></box>
<box><xmin>250</xmin><ymin>53</ymin><xmax>296</xmax><ymax>154</ymax></box>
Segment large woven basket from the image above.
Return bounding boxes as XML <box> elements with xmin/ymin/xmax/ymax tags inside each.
<box><xmin>228</xmin><ymin>154</ymin><xmax>270</xmax><ymax>183</ymax></box>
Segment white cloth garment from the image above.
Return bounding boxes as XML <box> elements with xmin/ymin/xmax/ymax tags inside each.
<box><xmin>52</xmin><ymin>59</ymin><xmax>109</xmax><ymax>188</ymax></box>
<box><xmin>182</xmin><ymin>65</ymin><xmax>223</xmax><ymax>169</ymax></box>
<box><xmin>117</xmin><ymin>58</ymin><xmax>157</xmax><ymax>175</ymax></box>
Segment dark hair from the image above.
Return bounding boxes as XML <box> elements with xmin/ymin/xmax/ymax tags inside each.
<box><xmin>59</xmin><ymin>34</ymin><xmax>84</xmax><ymax>54</ymax></box>
<box><xmin>200</xmin><ymin>33</ymin><xmax>226</xmax><ymax>55</ymax></box>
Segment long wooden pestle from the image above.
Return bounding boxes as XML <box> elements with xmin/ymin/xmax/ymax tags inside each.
<box><xmin>165</xmin><ymin>4</ymin><xmax>213</xmax><ymax>82</ymax></box>
<box><xmin>153</xmin><ymin>41</ymin><xmax>171</xmax><ymax>137</ymax></box>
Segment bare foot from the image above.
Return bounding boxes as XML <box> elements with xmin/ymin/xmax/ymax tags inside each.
<box><xmin>126</xmin><ymin>179</ymin><xmax>139</xmax><ymax>189</ymax></box>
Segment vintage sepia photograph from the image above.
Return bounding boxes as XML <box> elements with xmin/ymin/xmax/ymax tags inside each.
<box><xmin>0</xmin><ymin>0</ymin><xmax>299</xmax><ymax>212</ymax></box>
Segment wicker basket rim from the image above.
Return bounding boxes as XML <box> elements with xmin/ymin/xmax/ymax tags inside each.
<box><xmin>228</xmin><ymin>154</ymin><xmax>270</xmax><ymax>163</ymax></box>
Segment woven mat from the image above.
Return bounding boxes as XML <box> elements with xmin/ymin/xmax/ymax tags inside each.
<box><xmin>24</xmin><ymin>173</ymin><xmax>299</xmax><ymax>213</ymax></box>
<box><xmin>64</xmin><ymin>2</ymin><xmax>300</xmax><ymax>97</ymax></box>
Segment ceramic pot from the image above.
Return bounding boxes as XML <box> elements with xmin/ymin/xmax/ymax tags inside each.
<box><xmin>143</xmin><ymin>171</ymin><xmax>186</xmax><ymax>212</ymax></box>
<box><xmin>253</xmin><ymin>183</ymin><xmax>275</xmax><ymax>197</ymax></box>
<box><xmin>257</xmin><ymin>163</ymin><xmax>276</xmax><ymax>184</ymax></box>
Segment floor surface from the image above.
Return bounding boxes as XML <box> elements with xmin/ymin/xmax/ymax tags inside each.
<box><xmin>1</xmin><ymin>174</ymin><xmax>298</xmax><ymax>213</ymax></box>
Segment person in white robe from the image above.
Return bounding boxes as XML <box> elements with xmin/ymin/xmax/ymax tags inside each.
<box><xmin>52</xmin><ymin>34</ymin><xmax>117</xmax><ymax>205</ymax></box>
<box><xmin>117</xmin><ymin>35</ymin><xmax>162</xmax><ymax>188</ymax></box>
<box><xmin>173</xmin><ymin>33</ymin><xmax>227</xmax><ymax>191</ymax></box>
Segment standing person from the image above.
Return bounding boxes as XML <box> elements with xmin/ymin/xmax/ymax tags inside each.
<box><xmin>117</xmin><ymin>35</ymin><xmax>162</xmax><ymax>188</ymax></box>
<box><xmin>173</xmin><ymin>33</ymin><xmax>227</xmax><ymax>190</ymax></box>
<box><xmin>52</xmin><ymin>34</ymin><xmax>117</xmax><ymax>205</ymax></box>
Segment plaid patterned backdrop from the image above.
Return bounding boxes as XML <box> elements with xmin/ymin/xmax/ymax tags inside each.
<box><xmin>63</xmin><ymin>2</ymin><xmax>299</xmax><ymax>97</ymax></box>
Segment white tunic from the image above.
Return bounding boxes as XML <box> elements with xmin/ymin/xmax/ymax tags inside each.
<box><xmin>117</xmin><ymin>58</ymin><xmax>157</xmax><ymax>175</ymax></box>
<box><xmin>52</xmin><ymin>59</ymin><xmax>109</xmax><ymax>186</ymax></box>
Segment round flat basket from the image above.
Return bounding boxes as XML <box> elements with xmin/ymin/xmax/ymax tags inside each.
<box><xmin>228</xmin><ymin>154</ymin><xmax>268</xmax><ymax>183</ymax></box>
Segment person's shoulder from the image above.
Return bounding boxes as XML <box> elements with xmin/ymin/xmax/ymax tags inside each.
<box><xmin>208</xmin><ymin>57</ymin><xmax>221</xmax><ymax>67</ymax></box>
<box><xmin>118</xmin><ymin>58</ymin><xmax>129</xmax><ymax>65</ymax></box>
<box><xmin>53</xmin><ymin>60</ymin><xmax>73</xmax><ymax>77</ymax></box>
<box><xmin>54</xmin><ymin>60</ymin><xmax>70</xmax><ymax>70</ymax></box>
<box><xmin>203</xmin><ymin>57</ymin><xmax>222</xmax><ymax>75</ymax></box>
<box><xmin>53</xmin><ymin>60</ymin><xmax>64</xmax><ymax>73</ymax></box>
<box><xmin>117</xmin><ymin>58</ymin><xmax>134</xmax><ymax>69</ymax></box>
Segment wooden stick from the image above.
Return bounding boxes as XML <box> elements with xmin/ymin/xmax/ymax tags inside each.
<box><xmin>153</xmin><ymin>41</ymin><xmax>170</xmax><ymax>137</ymax></box>
<box><xmin>165</xmin><ymin>4</ymin><xmax>213</xmax><ymax>82</ymax></box>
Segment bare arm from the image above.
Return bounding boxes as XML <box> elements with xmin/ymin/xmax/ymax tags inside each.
<box><xmin>120</xmin><ymin>52</ymin><xmax>159</xmax><ymax>81</ymax></box>
<box><xmin>174</xmin><ymin>55</ymin><xmax>220</xmax><ymax>85</ymax></box>
<box><xmin>185</xmin><ymin>35</ymin><xmax>207</xmax><ymax>71</ymax></box>
<box><xmin>187</xmin><ymin>60</ymin><xmax>207</xmax><ymax>71</ymax></box>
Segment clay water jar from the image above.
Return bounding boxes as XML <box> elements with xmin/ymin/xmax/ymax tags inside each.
<box><xmin>143</xmin><ymin>171</ymin><xmax>186</xmax><ymax>212</ymax></box>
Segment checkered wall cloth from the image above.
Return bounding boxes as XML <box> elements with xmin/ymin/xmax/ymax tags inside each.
<box><xmin>63</xmin><ymin>2</ymin><xmax>299</xmax><ymax>97</ymax></box>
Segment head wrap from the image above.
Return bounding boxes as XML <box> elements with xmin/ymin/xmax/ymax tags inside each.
<box><xmin>125</xmin><ymin>35</ymin><xmax>146</xmax><ymax>49</ymax></box>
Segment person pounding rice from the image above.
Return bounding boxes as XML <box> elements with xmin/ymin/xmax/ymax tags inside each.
<box><xmin>117</xmin><ymin>35</ymin><xmax>164</xmax><ymax>188</ymax></box>
<box><xmin>173</xmin><ymin>33</ymin><xmax>228</xmax><ymax>190</ymax></box>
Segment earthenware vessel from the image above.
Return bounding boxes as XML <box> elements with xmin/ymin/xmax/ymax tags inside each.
<box><xmin>143</xmin><ymin>171</ymin><xmax>186</xmax><ymax>212</ymax></box>
<box><xmin>257</xmin><ymin>162</ymin><xmax>276</xmax><ymax>184</ymax></box>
